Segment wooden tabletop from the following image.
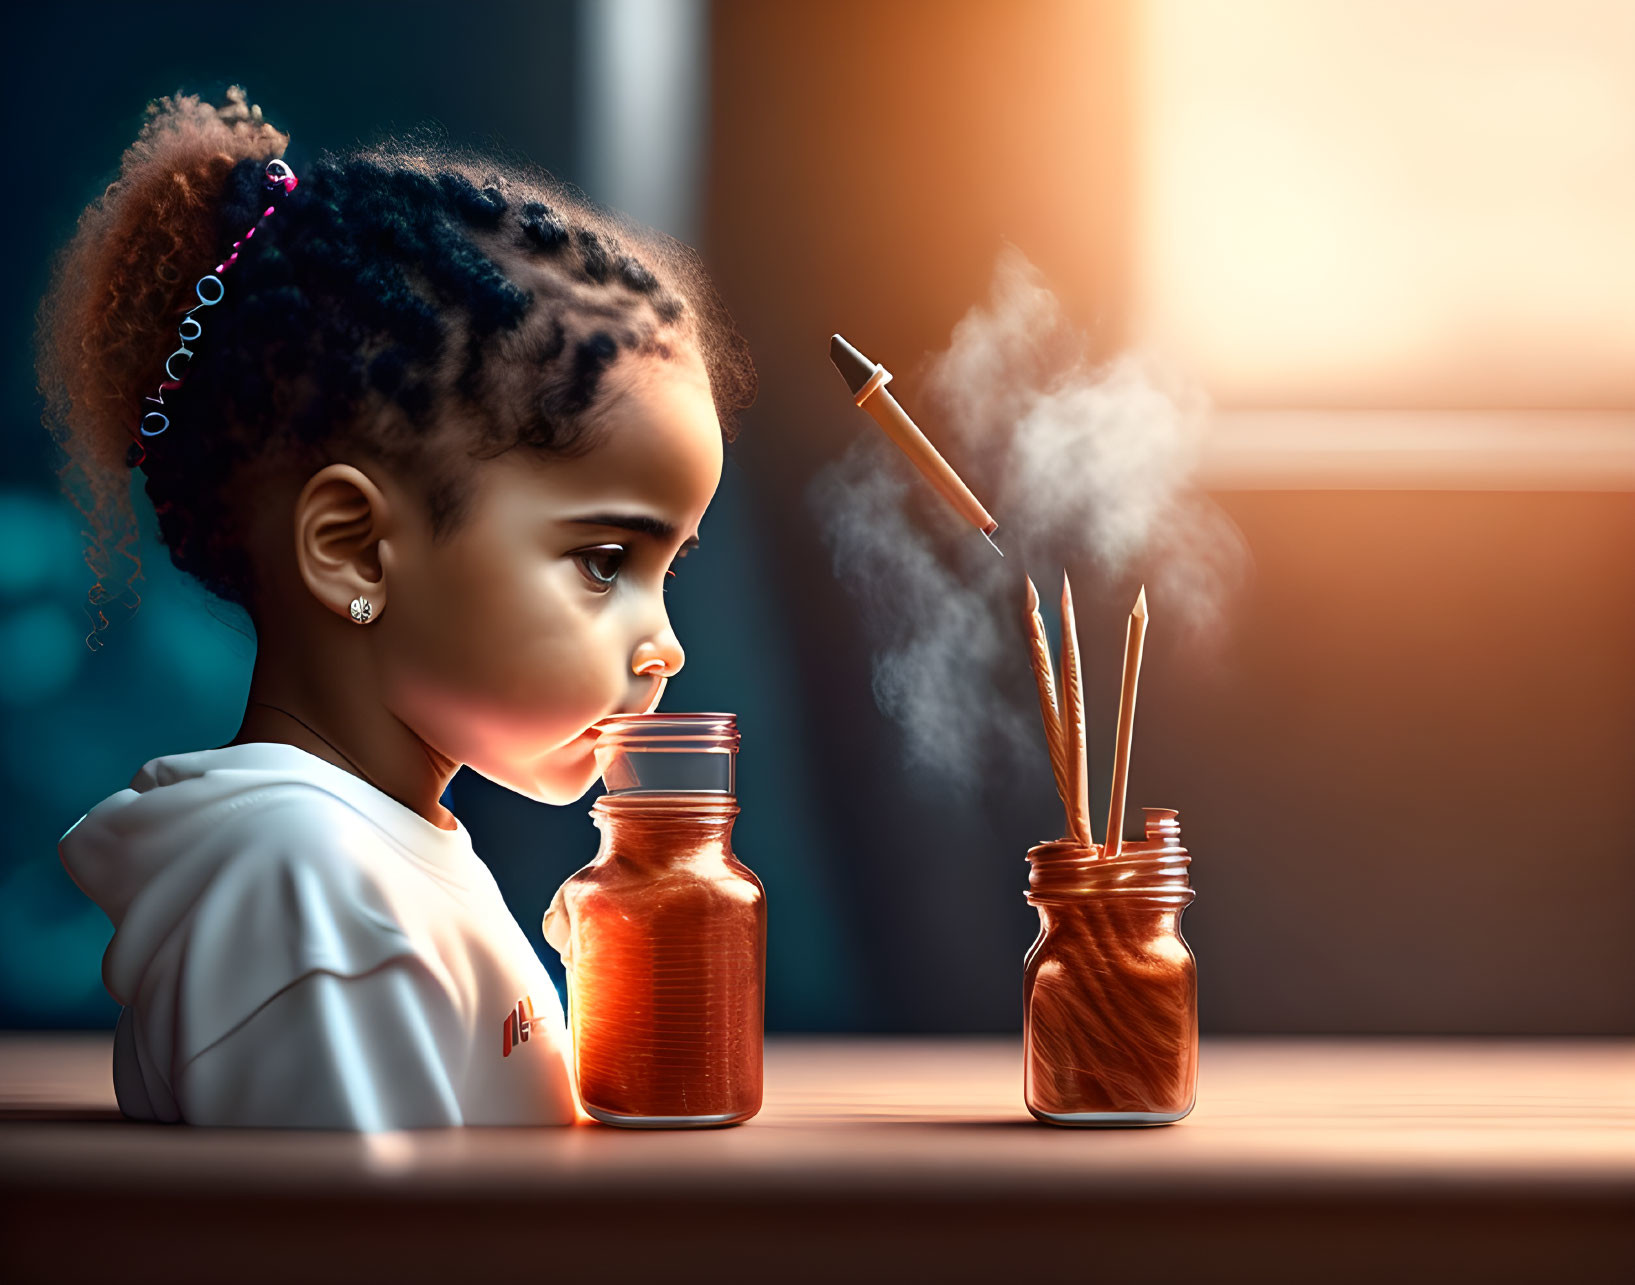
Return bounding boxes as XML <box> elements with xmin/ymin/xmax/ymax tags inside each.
<box><xmin>2</xmin><ymin>1035</ymin><xmax>1630</xmax><ymax>1283</ymax></box>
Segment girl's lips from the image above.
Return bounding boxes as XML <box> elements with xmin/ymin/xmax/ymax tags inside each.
<box><xmin>574</xmin><ymin>677</ymin><xmax>669</xmax><ymax>747</ymax></box>
<box><xmin>595</xmin><ymin>678</ymin><xmax>668</xmax><ymax>729</ymax></box>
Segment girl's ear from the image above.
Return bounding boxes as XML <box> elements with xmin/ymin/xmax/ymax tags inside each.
<box><xmin>292</xmin><ymin>464</ymin><xmax>393</xmax><ymax>622</ymax></box>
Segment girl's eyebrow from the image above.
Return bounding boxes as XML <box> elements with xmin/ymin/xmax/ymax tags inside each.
<box><xmin>568</xmin><ymin>512</ymin><xmax>674</xmax><ymax>538</ymax></box>
<box><xmin>567</xmin><ymin>513</ymin><xmax>699</xmax><ymax>550</ymax></box>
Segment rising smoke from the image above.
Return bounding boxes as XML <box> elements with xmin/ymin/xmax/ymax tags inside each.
<box><xmin>811</xmin><ymin>246</ymin><xmax>1250</xmax><ymax>785</ymax></box>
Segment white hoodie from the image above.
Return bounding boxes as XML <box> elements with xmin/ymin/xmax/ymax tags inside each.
<box><xmin>58</xmin><ymin>742</ymin><xmax>575</xmax><ymax>1130</ymax></box>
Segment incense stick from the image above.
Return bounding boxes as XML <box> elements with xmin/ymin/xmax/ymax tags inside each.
<box><xmin>1059</xmin><ymin>573</ymin><xmax>1092</xmax><ymax>848</ymax></box>
<box><xmin>1023</xmin><ymin>577</ymin><xmax>1072</xmax><ymax>833</ymax></box>
<box><xmin>1103</xmin><ymin>586</ymin><xmax>1149</xmax><ymax>859</ymax></box>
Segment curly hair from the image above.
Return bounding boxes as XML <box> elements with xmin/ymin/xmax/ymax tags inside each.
<box><xmin>36</xmin><ymin>88</ymin><xmax>756</xmax><ymax>645</ymax></box>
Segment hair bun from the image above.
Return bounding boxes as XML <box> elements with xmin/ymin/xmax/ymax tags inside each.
<box><xmin>36</xmin><ymin>86</ymin><xmax>289</xmax><ymax>641</ymax></box>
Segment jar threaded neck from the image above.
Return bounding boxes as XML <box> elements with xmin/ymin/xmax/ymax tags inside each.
<box><xmin>593</xmin><ymin>712</ymin><xmax>739</xmax><ymax>796</ymax></box>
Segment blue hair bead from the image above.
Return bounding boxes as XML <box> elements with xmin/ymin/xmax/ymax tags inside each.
<box><xmin>125</xmin><ymin>159</ymin><xmax>296</xmax><ymax>467</ymax></box>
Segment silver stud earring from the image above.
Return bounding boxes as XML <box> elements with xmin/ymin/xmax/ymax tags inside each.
<box><xmin>349</xmin><ymin>596</ymin><xmax>374</xmax><ymax>624</ymax></box>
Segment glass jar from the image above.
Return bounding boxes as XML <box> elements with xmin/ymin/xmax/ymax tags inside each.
<box><xmin>544</xmin><ymin>714</ymin><xmax>765</xmax><ymax>1128</ymax></box>
<box><xmin>1023</xmin><ymin>807</ymin><xmax>1197</xmax><ymax>1126</ymax></box>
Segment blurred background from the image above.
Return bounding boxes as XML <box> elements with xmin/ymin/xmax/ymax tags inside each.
<box><xmin>3</xmin><ymin>0</ymin><xmax>1630</xmax><ymax>1036</ymax></box>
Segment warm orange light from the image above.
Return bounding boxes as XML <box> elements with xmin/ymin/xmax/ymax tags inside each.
<box><xmin>1133</xmin><ymin>0</ymin><xmax>1635</xmax><ymax>409</ymax></box>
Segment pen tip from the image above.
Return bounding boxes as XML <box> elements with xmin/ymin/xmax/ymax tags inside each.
<box><xmin>1134</xmin><ymin>584</ymin><xmax>1148</xmax><ymax>619</ymax></box>
<box><xmin>828</xmin><ymin>333</ymin><xmax>875</xmax><ymax>396</ymax></box>
<box><xmin>1025</xmin><ymin>576</ymin><xmax>1038</xmax><ymax>611</ymax></box>
<box><xmin>983</xmin><ymin>528</ymin><xmax>1004</xmax><ymax>557</ymax></box>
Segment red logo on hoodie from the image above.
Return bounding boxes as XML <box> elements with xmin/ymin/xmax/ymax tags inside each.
<box><xmin>501</xmin><ymin>996</ymin><xmax>537</xmax><ymax>1057</ymax></box>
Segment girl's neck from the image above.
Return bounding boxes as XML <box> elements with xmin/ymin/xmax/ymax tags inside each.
<box><xmin>226</xmin><ymin>666</ymin><xmax>460</xmax><ymax>831</ymax></box>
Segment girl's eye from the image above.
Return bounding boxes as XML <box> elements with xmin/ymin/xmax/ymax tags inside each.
<box><xmin>573</xmin><ymin>544</ymin><xmax>627</xmax><ymax>591</ymax></box>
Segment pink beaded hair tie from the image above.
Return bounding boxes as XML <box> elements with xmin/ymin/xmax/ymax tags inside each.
<box><xmin>126</xmin><ymin>157</ymin><xmax>299</xmax><ymax>469</ymax></box>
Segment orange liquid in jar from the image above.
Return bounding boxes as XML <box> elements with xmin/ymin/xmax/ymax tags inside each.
<box><xmin>559</xmin><ymin>792</ymin><xmax>765</xmax><ymax>1125</ymax></box>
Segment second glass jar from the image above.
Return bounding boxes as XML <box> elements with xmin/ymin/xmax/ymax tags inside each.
<box><xmin>1023</xmin><ymin>807</ymin><xmax>1198</xmax><ymax>1126</ymax></box>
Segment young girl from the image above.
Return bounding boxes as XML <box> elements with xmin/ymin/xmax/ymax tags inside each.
<box><xmin>39</xmin><ymin>88</ymin><xmax>754</xmax><ymax>1130</ymax></box>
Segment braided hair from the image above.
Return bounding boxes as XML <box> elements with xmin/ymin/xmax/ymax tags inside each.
<box><xmin>36</xmin><ymin>88</ymin><xmax>755</xmax><ymax>642</ymax></box>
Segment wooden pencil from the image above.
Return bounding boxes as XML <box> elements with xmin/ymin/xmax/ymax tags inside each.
<box><xmin>1059</xmin><ymin>573</ymin><xmax>1092</xmax><ymax>849</ymax></box>
<box><xmin>1104</xmin><ymin>586</ymin><xmax>1149</xmax><ymax>859</ymax></box>
<box><xmin>1024</xmin><ymin>577</ymin><xmax>1072</xmax><ymax>833</ymax></box>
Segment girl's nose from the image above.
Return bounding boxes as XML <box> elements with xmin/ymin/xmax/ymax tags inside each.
<box><xmin>631</xmin><ymin>628</ymin><xmax>684</xmax><ymax>679</ymax></box>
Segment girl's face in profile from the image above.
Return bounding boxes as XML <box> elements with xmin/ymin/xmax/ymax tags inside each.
<box><xmin>379</xmin><ymin>345</ymin><xmax>725</xmax><ymax>804</ymax></box>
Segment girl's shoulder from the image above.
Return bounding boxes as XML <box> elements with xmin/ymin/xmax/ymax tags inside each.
<box><xmin>63</xmin><ymin>743</ymin><xmax>476</xmax><ymax>1070</ymax></box>
<box><xmin>130</xmin><ymin>741</ymin><xmax>474</xmax><ymax>864</ymax></box>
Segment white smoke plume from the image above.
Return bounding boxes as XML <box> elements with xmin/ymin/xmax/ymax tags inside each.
<box><xmin>812</xmin><ymin>246</ymin><xmax>1250</xmax><ymax>785</ymax></box>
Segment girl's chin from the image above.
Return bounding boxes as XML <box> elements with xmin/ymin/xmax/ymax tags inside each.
<box><xmin>551</xmin><ymin>734</ymin><xmax>605</xmax><ymax>789</ymax></box>
<box><xmin>462</xmin><ymin>731</ymin><xmax>604</xmax><ymax>806</ymax></box>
